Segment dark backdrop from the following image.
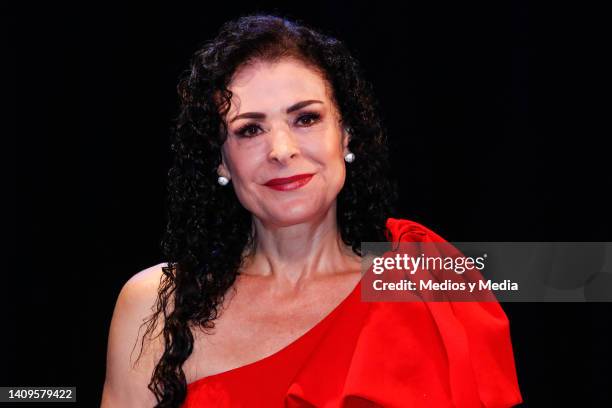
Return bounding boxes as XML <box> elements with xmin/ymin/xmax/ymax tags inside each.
<box><xmin>8</xmin><ymin>1</ymin><xmax>611</xmax><ymax>407</ymax></box>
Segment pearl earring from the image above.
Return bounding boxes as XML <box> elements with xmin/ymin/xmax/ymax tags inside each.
<box><xmin>344</xmin><ymin>152</ymin><xmax>355</xmax><ymax>163</ymax></box>
<box><xmin>217</xmin><ymin>176</ymin><xmax>229</xmax><ymax>186</ymax></box>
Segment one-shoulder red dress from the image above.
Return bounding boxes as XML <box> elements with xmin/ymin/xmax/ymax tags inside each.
<box><xmin>181</xmin><ymin>218</ymin><xmax>523</xmax><ymax>407</ymax></box>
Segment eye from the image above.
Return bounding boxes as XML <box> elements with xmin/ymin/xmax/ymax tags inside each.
<box><xmin>296</xmin><ymin>112</ymin><xmax>321</xmax><ymax>127</ymax></box>
<box><xmin>235</xmin><ymin>123</ymin><xmax>262</xmax><ymax>138</ymax></box>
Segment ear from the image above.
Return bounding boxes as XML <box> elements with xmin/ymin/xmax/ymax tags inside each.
<box><xmin>217</xmin><ymin>150</ymin><xmax>231</xmax><ymax>179</ymax></box>
<box><xmin>342</xmin><ymin>126</ymin><xmax>351</xmax><ymax>152</ymax></box>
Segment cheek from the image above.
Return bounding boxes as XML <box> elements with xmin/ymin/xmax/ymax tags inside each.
<box><xmin>307</xmin><ymin>133</ymin><xmax>344</xmax><ymax>164</ymax></box>
<box><xmin>225</xmin><ymin>143</ymin><xmax>261</xmax><ymax>180</ymax></box>
<box><xmin>310</xmin><ymin>146</ymin><xmax>346</xmax><ymax>190</ymax></box>
<box><xmin>330</xmin><ymin>158</ymin><xmax>347</xmax><ymax>191</ymax></box>
<box><xmin>222</xmin><ymin>152</ymin><xmax>260</xmax><ymax>207</ymax></box>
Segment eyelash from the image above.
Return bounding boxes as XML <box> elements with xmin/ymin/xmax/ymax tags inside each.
<box><xmin>235</xmin><ymin>112</ymin><xmax>322</xmax><ymax>138</ymax></box>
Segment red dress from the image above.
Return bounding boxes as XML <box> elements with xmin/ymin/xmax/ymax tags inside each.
<box><xmin>181</xmin><ymin>218</ymin><xmax>523</xmax><ymax>407</ymax></box>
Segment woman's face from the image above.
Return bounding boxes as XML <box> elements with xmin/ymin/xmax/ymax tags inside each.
<box><xmin>218</xmin><ymin>57</ymin><xmax>351</xmax><ymax>227</ymax></box>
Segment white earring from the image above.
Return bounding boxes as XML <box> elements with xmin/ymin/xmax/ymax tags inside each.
<box><xmin>344</xmin><ymin>152</ymin><xmax>355</xmax><ymax>163</ymax></box>
<box><xmin>217</xmin><ymin>176</ymin><xmax>229</xmax><ymax>186</ymax></box>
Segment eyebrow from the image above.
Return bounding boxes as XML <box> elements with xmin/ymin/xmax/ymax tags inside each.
<box><xmin>229</xmin><ymin>100</ymin><xmax>324</xmax><ymax>123</ymax></box>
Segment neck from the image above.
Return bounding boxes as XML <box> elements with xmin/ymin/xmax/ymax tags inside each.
<box><xmin>243</xmin><ymin>203</ymin><xmax>361</xmax><ymax>289</ymax></box>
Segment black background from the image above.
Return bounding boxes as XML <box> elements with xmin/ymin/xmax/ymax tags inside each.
<box><xmin>7</xmin><ymin>1</ymin><xmax>611</xmax><ymax>407</ymax></box>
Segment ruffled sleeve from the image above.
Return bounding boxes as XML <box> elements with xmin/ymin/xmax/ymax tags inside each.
<box><xmin>284</xmin><ymin>217</ymin><xmax>523</xmax><ymax>408</ymax></box>
<box><xmin>385</xmin><ymin>218</ymin><xmax>523</xmax><ymax>407</ymax></box>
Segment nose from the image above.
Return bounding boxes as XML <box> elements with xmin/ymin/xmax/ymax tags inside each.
<box><xmin>267</xmin><ymin>126</ymin><xmax>300</xmax><ymax>164</ymax></box>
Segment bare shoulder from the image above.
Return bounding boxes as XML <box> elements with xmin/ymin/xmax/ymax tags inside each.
<box><xmin>121</xmin><ymin>262</ymin><xmax>168</xmax><ymax>305</ymax></box>
<box><xmin>100</xmin><ymin>262</ymin><xmax>170</xmax><ymax>408</ymax></box>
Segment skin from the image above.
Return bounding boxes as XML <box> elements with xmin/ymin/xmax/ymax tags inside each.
<box><xmin>217</xmin><ymin>57</ymin><xmax>360</xmax><ymax>290</ymax></box>
<box><xmin>101</xmin><ymin>57</ymin><xmax>362</xmax><ymax>407</ymax></box>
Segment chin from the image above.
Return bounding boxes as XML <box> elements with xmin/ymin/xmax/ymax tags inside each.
<box><xmin>267</xmin><ymin>204</ymin><xmax>324</xmax><ymax>227</ymax></box>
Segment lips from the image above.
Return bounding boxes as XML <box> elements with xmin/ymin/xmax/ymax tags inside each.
<box><xmin>263</xmin><ymin>173</ymin><xmax>314</xmax><ymax>191</ymax></box>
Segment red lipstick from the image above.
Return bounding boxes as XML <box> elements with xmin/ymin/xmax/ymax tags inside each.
<box><xmin>263</xmin><ymin>173</ymin><xmax>314</xmax><ymax>191</ymax></box>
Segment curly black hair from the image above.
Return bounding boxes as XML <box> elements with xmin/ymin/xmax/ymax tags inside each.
<box><xmin>137</xmin><ymin>13</ymin><xmax>398</xmax><ymax>407</ymax></box>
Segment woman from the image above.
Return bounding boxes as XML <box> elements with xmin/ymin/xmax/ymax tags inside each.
<box><xmin>101</xmin><ymin>14</ymin><xmax>522</xmax><ymax>408</ymax></box>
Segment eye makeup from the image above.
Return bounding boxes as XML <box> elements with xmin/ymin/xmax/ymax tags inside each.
<box><xmin>234</xmin><ymin>110</ymin><xmax>323</xmax><ymax>138</ymax></box>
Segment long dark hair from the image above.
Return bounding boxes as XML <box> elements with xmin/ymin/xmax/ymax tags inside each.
<box><xmin>138</xmin><ymin>13</ymin><xmax>398</xmax><ymax>407</ymax></box>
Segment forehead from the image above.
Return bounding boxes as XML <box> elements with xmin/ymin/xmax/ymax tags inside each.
<box><xmin>227</xmin><ymin>58</ymin><xmax>332</xmax><ymax>115</ymax></box>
